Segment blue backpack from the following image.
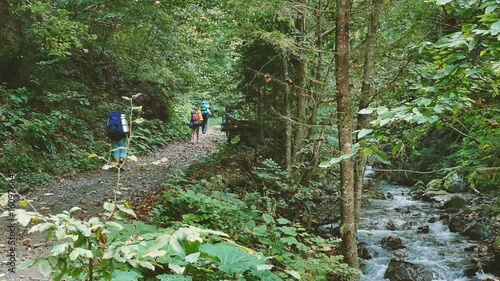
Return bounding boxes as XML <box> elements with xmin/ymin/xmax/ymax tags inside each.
<box><xmin>106</xmin><ymin>111</ymin><xmax>129</xmax><ymax>141</ymax></box>
<box><xmin>200</xmin><ymin>101</ymin><xmax>209</xmax><ymax>113</ymax></box>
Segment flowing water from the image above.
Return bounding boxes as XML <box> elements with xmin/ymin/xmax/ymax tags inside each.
<box><xmin>358</xmin><ymin>181</ymin><xmax>497</xmax><ymax>281</ymax></box>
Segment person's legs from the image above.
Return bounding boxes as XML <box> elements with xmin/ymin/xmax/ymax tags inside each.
<box><xmin>111</xmin><ymin>138</ymin><xmax>127</xmax><ymax>167</ymax></box>
<box><xmin>191</xmin><ymin>128</ymin><xmax>196</xmax><ymax>143</ymax></box>
<box><xmin>117</xmin><ymin>138</ymin><xmax>127</xmax><ymax>164</ymax></box>
<box><xmin>202</xmin><ymin>113</ymin><xmax>208</xmax><ymax>134</ymax></box>
<box><xmin>111</xmin><ymin>138</ymin><xmax>127</xmax><ymax>165</ymax></box>
<box><xmin>196</xmin><ymin>126</ymin><xmax>200</xmax><ymax>143</ymax></box>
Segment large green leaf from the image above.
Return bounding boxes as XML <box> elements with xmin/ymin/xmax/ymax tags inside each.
<box><xmin>111</xmin><ymin>270</ymin><xmax>142</xmax><ymax>281</ymax></box>
<box><xmin>200</xmin><ymin>243</ymin><xmax>265</xmax><ymax>274</ymax></box>
<box><xmin>38</xmin><ymin>260</ymin><xmax>52</xmax><ymax>277</ymax></box>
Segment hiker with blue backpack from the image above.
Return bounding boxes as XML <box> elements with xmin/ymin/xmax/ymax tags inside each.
<box><xmin>106</xmin><ymin>111</ymin><xmax>129</xmax><ymax>169</ymax></box>
<box><xmin>189</xmin><ymin>107</ymin><xmax>203</xmax><ymax>144</ymax></box>
<box><xmin>200</xmin><ymin>100</ymin><xmax>211</xmax><ymax>134</ymax></box>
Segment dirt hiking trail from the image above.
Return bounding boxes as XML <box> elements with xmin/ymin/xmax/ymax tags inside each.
<box><xmin>0</xmin><ymin>128</ymin><xmax>225</xmax><ymax>281</ymax></box>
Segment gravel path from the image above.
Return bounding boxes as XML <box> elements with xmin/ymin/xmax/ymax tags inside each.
<box><xmin>0</xmin><ymin>127</ymin><xmax>225</xmax><ymax>281</ymax></box>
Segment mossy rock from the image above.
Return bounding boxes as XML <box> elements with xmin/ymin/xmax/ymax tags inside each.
<box><xmin>423</xmin><ymin>189</ymin><xmax>448</xmax><ymax>197</ymax></box>
<box><xmin>469</xmin><ymin>167</ymin><xmax>500</xmax><ymax>192</ymax></box>
<box><xmin>411</xmin><ymin>180</ymin><xmax>426</xmax><ymax>192</ymax></box>
<box><xmin>427</xmin><ymin>179</ymin><xmax>443</xmax><ymax>190</ymax></box>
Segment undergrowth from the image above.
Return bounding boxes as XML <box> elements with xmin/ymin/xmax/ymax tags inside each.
<box><xmin>149</xmin><ymin>146</ymin><xmax>359</xmax><ymax>280</ymax></box>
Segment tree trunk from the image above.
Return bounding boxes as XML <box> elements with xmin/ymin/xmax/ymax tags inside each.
<box><xmin>292</xmin><ymin>2</ymin><xmax>308</xmax><ymax>166</ymax></box>
<box><xmin>354</xmin><ymin>0</ymin><xmax>382</xmax><ymax>229</ymax></box>
<box><xmin>281</xmin><ymin>24</ymin><xmax>293</xmax><ymax>172</ymax></box>
<box><xmin>300</xmin><ymin>0</ymin><xmax>324</xmax><ymax>185</ymax></box>
<box><xmin>335</xmin><ymin>0</ymin><xmax>360</xmax><ymax>273</ymax></box>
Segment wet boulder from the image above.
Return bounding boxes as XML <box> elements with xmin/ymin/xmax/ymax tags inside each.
<box><xmin>395</xmin><ymin>207</ymin><xmax>411</xmax><ymax>214</ymax></box>
<box><xmin>447</xmin><ymin>216</ymin><xmax>467</xmax><ymax>233</ymax></box>
<box><xmin>439</xmin><ymin>214</ymin><xmax>450</xmax><ymax>224</ymax></box>
<box><xmin>410</xmin><ymin>181</ymin><xmax>426</xmax><ymax>200</ymax></box>
<box><xmin>358</xmin><ymin>243</ymin><xmax>372</xmax><ymax>260</ymax></box>
<box><xmin>463</xmin><ymin>262</ymin><xmax>480</xmax><ymax>277</ymax></box>
<box><xmin>441</xmin><ymin>195</ymin><xmax>468</xmax><ymax>210</ymax></box>
<box><xmin>462</xmin><ymin>222</ymin><xmax>493</xmax><ymax>240</ymax></box>
<box><xmin>381</xmin><ymin>236</ymin><xmax>405</xmax><ymax>250</ymax></box>
<box><xmin>386</xmin><ymin>221</ymin><xmax>398</xmax><ymax>231</ymax></box>
<box><xmin>443</xmin><ymin>173</ymin><xmax>468</xmax><ymax>193</ymax></box>
<box><xmin>384</xmin><ymin>259</ymin><xmax>433</xmax><ymax>281</ymax></box>
<box><xmin>427</xmin><ymin>216</ymin><xmax>438</xmax><ymax>223</ymax></box>
<box><xmin>417</xmin><ymin>225</ymin><xmax>430</xmax><ymax>234</ymax></box>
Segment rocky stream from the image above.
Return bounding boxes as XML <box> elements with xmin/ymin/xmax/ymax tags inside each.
<box><xmin>359</xmin><ymin>170</ymin><xmax>500</xmax><ymax>281</ymax></box>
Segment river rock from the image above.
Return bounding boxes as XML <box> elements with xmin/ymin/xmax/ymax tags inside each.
<box><xmin>427</xmin><ymin>216</ymin><xmax>438</xmax><ymax>223</ymax></box>
<box><xmin>411</xmin><ymin>180</ymin><xmax>426</xmax><ymax>192</ymax></box>
<box><xmin>463</xmin><ymin>222</ymin><xmax>493</xmax><ymax>240</ymax></box>
<box><xmin>395</xmin><ymin>207</ymin><xmax>410</xmax><ymax>214</ymax></box>
<box><xmin>441</xmin><ymin>195</ymin><xmax>468</xmax><ymax>209</ymax></box>
<box><xmin>386</xmin><ymin>221</ymin><xmax>398</xmax><ymax>230</ymax></box>
<box><xmin>391</xmin><ymin>249</ymin><xmax>409</xmax><ymax>259</ymax></box>
<box><xmin>420</xmin><ymin>189</ymin><xmax>446</xmax><ymax>203</ymax></box>
<box><xmin>381</xmin><ymin>236</ymin><xmax>405</xmax><ymax>250</ymax></box>
<box><xmin>426</xmin><ymin>178</ymin><xmax>443</xmax><ymax>190</ymax></box>
<box><xmin>443</xmin><ymin>173</ymin><xmax>468</xmax><ymax>193</ymax></box>
<box><xmin>358</xmin><ymin>243</ymin><xmax>372</xmax><ymax>260</ymax></box>
<box><xmin>448</xmin><ymin>216</ymin><xmax>467</xmax><ymax>233</ymax></box>
<box><xmin>463</xmin><ymin>264</ymin><xmax>480</xmax><ymax>277</ymax></box>
<box><xmin>417</xmin><ymin>225</ymin><xmax>430</xmax><ymax>234</ymax></box>
<box><xmin>384</xmin><ymin>259</ymin><xmax>433</xmax><ymax>281</ymax></box>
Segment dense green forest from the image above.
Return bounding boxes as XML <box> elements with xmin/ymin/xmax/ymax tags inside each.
<box><xmin>1</xmin><ymin>0</ymin><xmax>499</xmax><ymax>280</ymax></box>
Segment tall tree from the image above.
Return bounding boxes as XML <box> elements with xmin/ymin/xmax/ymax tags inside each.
<box><xmin>353</xmin><ymin>0</ymin><xmax>383</xmax><ymax>228</ymax></box>
<box><xmin>292</xmin><ymin>1</ymin><xmax>308</xmax><ymax>166</ymax></box>
<box><xmin>335</xmin><ymin>0</ymin><xmax>359</xmax><ymax>272</ymax></box>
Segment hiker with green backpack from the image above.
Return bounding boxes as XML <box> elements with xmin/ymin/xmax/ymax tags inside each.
<box><xmin>200</xmin><ymin>100</ymin><xmax>211</xmax><ymax>134</ymax></box>
<box><xmin>106</xmin><ymin>111</ymin><xmax>129</xmax><ymax>169</ymax></box>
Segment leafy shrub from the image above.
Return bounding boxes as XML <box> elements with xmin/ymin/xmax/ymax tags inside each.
<box><xmin>151</xmin><ymin>171</ymin><xmax>358</xmax><ymax>280</ymax></box>
<box><xmin>5</xmin><ymin>203</ymin><xmax>283</xmax><ymax>281</ymax></box>
<box><xmin>251</xmin><ymin>159</ymin><xmax>318</xmax><ymax>224</ymax></box>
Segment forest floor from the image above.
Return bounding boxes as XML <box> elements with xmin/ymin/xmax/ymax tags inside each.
<box><xmin>0</xmin><ymin>126</ymin><xmax>225</xmax><ymax>281</ymax></box>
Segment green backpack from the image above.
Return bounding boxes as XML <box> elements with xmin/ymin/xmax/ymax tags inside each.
<box><xmin>200</xmin><ymin>100</ymin><xmax>209</xmax><ymax>113</ymax></box>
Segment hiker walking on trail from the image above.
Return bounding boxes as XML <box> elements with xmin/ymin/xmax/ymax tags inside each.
<box><xmin>106</xmin><ymin>111</ymin><xmax>129</xmax><ymax>169</ymax></box>
<box><xmin>189</xmin><ymin>107</ymin><xmax>203</xmax><ymax>144</ymax></box>
<box><xmin>200</xmin><ymin>100</ymin><xmax>211</xmax><ymax>134</ymax></box>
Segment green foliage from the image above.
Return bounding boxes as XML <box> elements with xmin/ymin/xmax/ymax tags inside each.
<box><xmin>152</xmin><ymin>174</ymin><xmax>258</xmax><ymax>238</ymax></box>
<box><xmin>361</xmin><ymin>0</ymin><xmax>500</xmax><ymax>185</ymax></box>
<box><xmin>13</xmin><ymin>0</ymin><xmax>94</xmax><ymax>57</ymax></box>
<box><xmin>151</xmin><ymin>168</ymin><xmax>357</xmax><ymax>280</ymax></box>
<box><xmin>4</xmin><ymin>203</ymin><xmax>281</xmax><ymax>281</ymax></box>
<box><xmin>251</xmin><ymin>159</ymin><xmax>319</xmax><ymax>222</ymax></box>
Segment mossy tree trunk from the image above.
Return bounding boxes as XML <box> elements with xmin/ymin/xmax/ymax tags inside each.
<box><xmin>353</xmin><ymin>0</ymin><xmax>382</xmax><ymax>230</ymax></box>
<box><xmin>335</xmin><ymin>0</ymin><xmax>360</xmax><ymax>273</ymax></box>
